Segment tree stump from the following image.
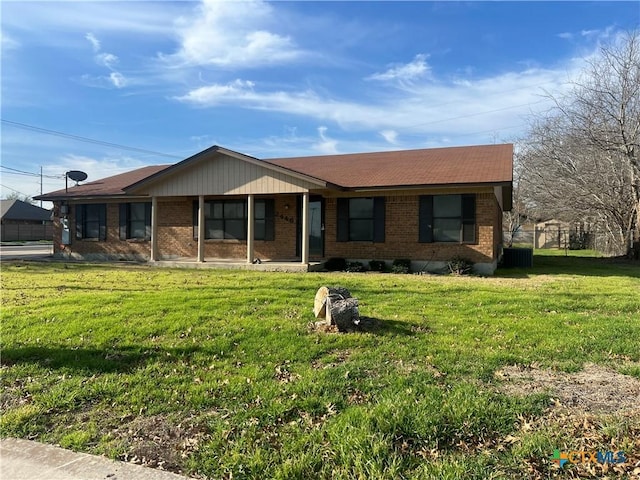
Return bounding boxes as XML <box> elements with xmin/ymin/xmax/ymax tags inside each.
<box><xmin>313</xmin><ymin>286</ymin><xmax>360</xmax><ymax>331</ymax></box>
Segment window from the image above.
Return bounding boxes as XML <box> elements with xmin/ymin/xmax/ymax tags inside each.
<box><xmin>75</xmin><ymin>203</ymin><xmax>106</xmax><ymax>240</ymax></box>
<box><xmin>119</xmin><ymin>203</ymin><xmax>151</xmax><ymax>240</ymax></box>
<box><xmin>337</xmin><ymin>197</ymin><xmax>385</xmax><ymax>242</ymax></box>
<box><xmin>419</xmin><ymin>194</ymin><xmax>476</xmax><ymax>243</ymax></box>
<box><xmin>193</xmin><ymin>199</ymin><xmax>274</xmax><ymax>241</ymax></box>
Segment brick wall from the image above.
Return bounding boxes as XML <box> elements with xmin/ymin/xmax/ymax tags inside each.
<box><xmin>59</xmin><ymin>203</ymin><xmax>151</xmax><ymax>258</ymax></box>
<box><xmin>324</xmin><ymin>192</ymin><xmax>500</xmax><ymax>264</ymax></box>
<box><xmin>54</xmin><ymin>190</ymin><xmax>503</xmax><ymax>265</ymax></box>
<box><xmin>55</xmin><ymin>196</ymin><xmax>300</xmax><ymax>260</ymax></box>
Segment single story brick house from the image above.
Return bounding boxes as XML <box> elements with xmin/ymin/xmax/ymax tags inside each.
<box><xmin>36</xmin><ymin>143</ymin><xmax>513</xmax><ymax>274</ymax></box>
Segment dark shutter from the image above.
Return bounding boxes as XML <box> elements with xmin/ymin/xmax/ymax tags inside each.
<box><xmin>119</xmin><ymin>203</ymin><xmax>128</xmax><ymax>240</ymax></box>
<box><xmin>419</xmin><ymin>196</ymin><xmax>433</xmax><ymax>243</ymax></box>
<box><xmin>462</xmin><ymin>194</ymin><xmax>476</xmax><ymax>243</ymax></box>
<box><xmin>264</xmin><ymin>199</ymin><xmax>275</xmax><ymax>241</ymax></box>
<box><xmin>144</xmin><ymin>203</ymin><xmax>152</xmax><ymax>241</ymax></box>
<box><xmin>373</xmin><ymin>197</ymin><xmax>385</xmax><ymax>243</ymax></box>
<box><xmin>98</xmin><ymin>204</ymin><xmax>107</xmax><ymax>241</ymax></box>
<box><xmin>192</xmin><ymin>200</ymin><xmax>198</xmax><ymax>239</ymax></box>
<box><xmin>76</xmin><ymin>205</ymin><xmax>84</xmax><ymax>239</ymax></box>
<box><xmin>336</xmin><ymin>198</ymin><xmax>349</xmax><ymax>242</ymax></box>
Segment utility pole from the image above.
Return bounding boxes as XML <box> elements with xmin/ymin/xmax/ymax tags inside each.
<box><xmin>40</xmin><ymin>166</ymin><xmax>43</xmax><ymax>208</ymax></box>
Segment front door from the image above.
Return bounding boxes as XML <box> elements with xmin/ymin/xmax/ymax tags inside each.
<box><xmin>296</xmin><ymin>196</ymin><xmax>324</xmax><ymax>258</ymax></box>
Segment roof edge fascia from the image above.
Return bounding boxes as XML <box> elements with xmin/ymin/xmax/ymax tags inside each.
<box><xmin>34</xmin><ymin>194</ymin><xmax>152</xmax><ymax>202</ymax></box>
<box><xmin>344</xmin><ymin>181</ymin><xmax>513</xmax><ymax>193</ymax></box>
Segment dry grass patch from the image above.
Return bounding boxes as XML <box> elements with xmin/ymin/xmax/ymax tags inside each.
<box><xmin>495</xmin><ymin>363</ymin><xmax>640</xmax><ymax>414</ymax></box>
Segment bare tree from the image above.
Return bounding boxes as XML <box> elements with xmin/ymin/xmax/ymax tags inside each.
<box><xmin>4</xmin><ymin>192</ymin><xmax>35</xmax><ymax>204</ymax></box>
<box><xmin>521</xmin><ymin>31</ymin><xmax>640</xmax><ymax>256</ymax></box>
<box><xmin>503</xmin><ymin>151</ymin><xmax>536</xmax><ymax>247</ymax></box>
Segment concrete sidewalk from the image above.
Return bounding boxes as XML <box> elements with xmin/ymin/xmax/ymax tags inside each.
<box><xmin>0</xmin><ymin>438</ymin><xmax>191</xmax><ymax>480</ymax></box>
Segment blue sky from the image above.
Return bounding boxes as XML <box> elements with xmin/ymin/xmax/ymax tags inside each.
<box><xmin>1</xmin><ymin>1</ymin><xmax>639</xmax><ymax>203</ymax></box>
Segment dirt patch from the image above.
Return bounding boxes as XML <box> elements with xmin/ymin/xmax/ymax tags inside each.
<box><xmin>311</xmin><ymin>349</ymin><xmax>352</xmax><ymax>369</ymax></box>
<box><xmin>111</xmin><ymin>414</ymin><xmax>210</xmax><ymax>474</ymax></box>
<box><xmin>495</xmin><ymin>363</ymin><xmax>640</xmax><ymax>414</ymax></box>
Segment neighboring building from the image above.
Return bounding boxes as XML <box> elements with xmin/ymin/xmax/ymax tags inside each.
<box><xmin>35</xmin><ymin>143</ymin><xmax>513</xmax><ymax>274</ymax></box>
<box><xmin>534</xmin><ymin>219</ymin><xmax>572</xmax><ymax>249</ymax></box>
<box><xmin>0</xmin><ymin>199</ymin><xmax>53</xmax><ymax>241</ymax></box>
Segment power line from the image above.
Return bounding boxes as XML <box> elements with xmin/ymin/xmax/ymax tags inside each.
<box><xmin>1</xmin><ymin>119</ymin><xmax>183</xmax><ymax>159</ymax></box>
<box><xmin>404</xmin><ymin>99</ymin><xmax>550</xmax><ymax>130</ymax></box>
<box><xmin>0</xmin><ymin>165</ymin><xmax>64</xmax><ymax>179</ymax></box>
<box><xmin>0</xmin><ymin>184</ymin><xmax>33</xmax><ymax>198</ymax></box>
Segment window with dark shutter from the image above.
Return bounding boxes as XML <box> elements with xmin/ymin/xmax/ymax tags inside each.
<box><xmin>120</xmin><ymin>203</ymin><xmax>151</xmax><ymax>240</ymax></box>
<box><xmin>76</xmin><ymin>204</ymin><xmax>107</xmax><ymax>241</ymax></box>
<box><xmin>419</xmin><ymin>194</ymin><xmax>476</xmax><ymax>243</ymax></box>
<box><xmin>337</xmin><ymin>197</ymin><xmax>385</xmax><ymax>242</ymax></box>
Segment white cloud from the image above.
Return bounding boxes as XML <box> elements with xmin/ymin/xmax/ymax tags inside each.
<box><xmin>1</xmin><ymin>32</ymin><xmax>20</xmax><ymax>50</ymax></box>
<box><xmin>77</xmin><ymin>72</ymin><xmax>128</xmax><ymax>89</ymax></box>
<box><xmin>177</xmin><ymin>79</ymin><xmax>256</xmax><ymax>104</ymax></box>
<box><xmin>81</xmin><ymin>33</ymin><xmax>127</xmax><ymax>89</ymax></box>
<box><xmin>164</xmin><ymin>0</ymin><xmax>303</xmax><ymax>68</ymax></box>
<box><xmin>175</xmin><ymin>60</ymin><xmax>580</xmax><ymax>145</ymax></box>
<box><xmin>96</xmin><ymin>52</ymin><xmax>119</xmax><ymax>68</ymax></box>
<box><xmin>109</xmin><ymin>72</ymin><xmax>127</xmax><ymax>88</ymax></box>
<box><xmin>4</xmin><ymin>2</ymin><xmax>182</xmax><ymax>36</ymax></box>
<box><xmin>368</xmin><ymin>54</ymin><xmax>431</xmax><ymax>83</ymax></box>
<box><xmin>312</xmin><ymin>126</ymin><xmax>338</xmax><ymax>154</ymax></box>
<box><xmin>380</xmin><ymin>130</ymin><xmax>398</xmax><ymax>144</ymax></box>
<box><xmin>85</xmin><ymin>33</ymin><xmax>100</xmax><ymax>52</ymax></box>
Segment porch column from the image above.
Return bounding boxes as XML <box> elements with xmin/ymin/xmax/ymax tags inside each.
<box><xmin>301</xmin><ymin>192</ymin><xmax>310</xmax><ymax>264</ymax></box>
<box><xmin>197</xmin><ymin>195</ymin><xmax>205</xmax><ymax>262</ymax></box>
<box><xmin>150</xmin><ymin>196</ymin><xmax>158</xmax><ymax>261</ymax></box>
<box><xmin>247</xmin><ymin>194</ymin><xmax>255</xmax><ymax>263</ymax></box>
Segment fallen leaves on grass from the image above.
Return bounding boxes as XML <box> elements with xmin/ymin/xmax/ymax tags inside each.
<box><xmin>111</xmin><ymin>414</ymin><xmax>210</xmax><ymax>473</ymax></box>
<box><xmin>495</xmin><ymin>363</ymin><xmax>640</xmax><ymax>414</ymax></box>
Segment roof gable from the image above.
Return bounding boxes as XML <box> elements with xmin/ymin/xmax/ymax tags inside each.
<box><xmin>125</xmin><ymin>145</ymin><xmax>327</xmax><ymax>196</ymax></box>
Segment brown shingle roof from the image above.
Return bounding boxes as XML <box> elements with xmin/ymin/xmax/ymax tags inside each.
<box><xmin>266</xmin><ymin>143</ymin><xmax>513</xmax><ymax>189</ymax></box>
<box><xmin>35</xmin><ymin>165</ymin><xmax>171</xmax><ymax>200</ymax></box>
<box><xmin>35</xmin><ymin>144</ymin><xmax>512</xmax><ymax>199</ymax></box>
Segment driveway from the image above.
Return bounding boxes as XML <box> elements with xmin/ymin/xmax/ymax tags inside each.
<box><xmin>0</xmin><ymin>242</ymin><xmax>53</xmax><ymax>260</ymax></box>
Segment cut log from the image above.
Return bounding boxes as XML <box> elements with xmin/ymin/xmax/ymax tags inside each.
<box><xmin>313</xmin><ymin>286</ymin><xmax>352</xmax><ymax>319</ymax></box>
<box><xmin>327</xmin><ymin>296</ymin><xmax>360</xmax><ymax>332</ymax></box>
<box><xmin>313</xmin><ymin>286</ymin><xmax>359</xmax><ymax>331</ymax></box>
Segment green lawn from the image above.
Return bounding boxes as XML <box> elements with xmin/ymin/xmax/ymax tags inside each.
<box><xmin>1</xmin><ymin>253</ymin><xmax>639</xmax><ymax>479</ymax></box>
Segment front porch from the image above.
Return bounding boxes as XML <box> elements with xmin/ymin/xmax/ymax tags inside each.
<box><xmin>150</xmin><ymin>257</ymin><xmax>324</xmax><ymax>272</ymax></box>
<box><xmin>150</xmin><ymin>192</ymin><xmax>323</xmax><ymax>266</ymax></box>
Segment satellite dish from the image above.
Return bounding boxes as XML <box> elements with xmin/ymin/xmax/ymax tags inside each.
<box><xmin>67</xmin><ymin>170</ymin><xmax>88</xmax><ymax>182</ymax></box>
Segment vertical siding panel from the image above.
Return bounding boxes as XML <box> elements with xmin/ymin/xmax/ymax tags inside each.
<box><xmin>138</xmin><ymin>155</ymin><xmax>319</xmax><ymax>197</ymax></box>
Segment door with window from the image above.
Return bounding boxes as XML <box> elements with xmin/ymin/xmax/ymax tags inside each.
<box><xmin>296</xmin><ymin>196</ymin><xmax>324</xmax><ymax>258</ymax></box>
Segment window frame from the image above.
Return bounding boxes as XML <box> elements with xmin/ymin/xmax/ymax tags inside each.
<box><xmin>348</xmin><ymin>198</ymin><xmax>375</xmax><ymax>242</ymax></box>
<box><xmin>75</xmin><ymin>203</ymin><xmax>107</xmax><ymax>241</ymax></box>
<box><xmin>336</xmin><ymin>197</ymin><xmax>385</xmax><ymax>243</ymax></box>
<box><xmin>119</xmin><ymin>202</ymin><xmax>151</xmax><ymax>241</ymax></box>
<box><xmin>419</xmin><ymin>194</ymin><xmax>476</xmax><ymax>244</ymax></box>
<box><xmin>193</xmin><ymin>199</ymin><xmax>274</xmax><ymax>241</ymax></box>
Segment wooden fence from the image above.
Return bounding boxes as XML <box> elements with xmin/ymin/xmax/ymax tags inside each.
<box><xmin>1</xmin><ymin>224</ymin><xmax>54</xmax><ymax>242</ymax></box>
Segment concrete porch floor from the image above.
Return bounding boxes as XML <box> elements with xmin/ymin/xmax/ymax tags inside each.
<box><xmin>150</xmin><ymin>257</ymin><xmax>325</xmax><ymax>272</ymax></box>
